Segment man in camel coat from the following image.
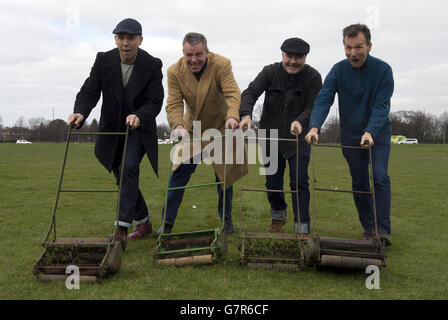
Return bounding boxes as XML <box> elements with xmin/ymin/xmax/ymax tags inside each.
<box><xmin>154</xmin><ymin>32</ymin><xmax>248</xmax><ymax>237</ymax></box>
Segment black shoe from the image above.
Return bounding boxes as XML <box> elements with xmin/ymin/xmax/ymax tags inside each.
<box><xmin>223</xmin><ymin>219</ymin><xmax>234</xmax><ymax>234</ymax></box>
<box><xmin>378</xmin><ymin>232</ymin><xmax>392</xmax><ymax>247</ymax></box>
<box><xmin>363</xmin><ymin>231</ymin><xmax>391</xmax><ymax>247</ymax></box>
<box><xmin>362</xmin><ymin>231</ymin><xmax>376</xmax><ymax>240</ymax></box>
<box><xmin>153</xmin><ymin>223</ymin><xmax>173</xmax><ymax>238</ymax></box>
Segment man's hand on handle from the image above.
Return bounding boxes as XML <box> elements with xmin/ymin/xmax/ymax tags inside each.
<box><xmin>126</xmin><ymin>114</ymin><xmax>140</xmax><ymax>129</ymax></box>
<box><xmin>172</xmin><ymin>124</ymin><xmax>188</xmax><ymax>139</ymax></box>
<box><xmin>225</xmin><ymin>117</ymin><xmax>239</xmax><ymax>130</ymax></box>
<box><xmin>67</xmin><ymin>113</ymin><xmax>84</xmax><ymax>128</ymax></box>
<box><xmin>238</xmin><ymin>116</ymin><xmax>252</xmax><ymax>131</ymax></box>
<box><xmin>290</xmin><ymin>121</ymin><xmax>302</xmax><ymax>135</ymax></box>
<box><xmin>360</xmin><ymin>132</ymin><xmax>374</xmax><ymax>148</ymax></box>
<box><xmin>305</xmin><ymin>127</ymin><xmax>319</xmax><ymax>144</ymax></box>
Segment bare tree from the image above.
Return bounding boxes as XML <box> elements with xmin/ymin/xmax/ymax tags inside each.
<box><xmin>157</xmin><ymin>123</ymin><xmax>171</xmax><ymax>139</ymax></box>
<box><xmin>28</xmin><ymin>117</ymin><xmax>49</xmax><ymax>130</ymax></box>
<box><xmin>15</xmin><ymin>116</ymin><xmax>27</xmax><ymax>128</ymax></box>
<box><xmin>439</xmin><ymin>111</ymin><xmax>448</xmax><ymax>144</ymax></box>
<box><xmin>251</xmin><ymin>103</ymin><xmax>263</xmax><ymax>129</ymax></box>
<box><xmin>391</xmin><ymin>110</ymin><xmax>437</xmax><ymax>143</ymax></box>
<box><xmin>89</xmin><ymin>118</ymin><xmax>99</xmax><ymax>132</ymax></box>
<box><xmin>0</xmin><ymin>116</ymin><xmax>3</xmax><ymax>129</ymax></box>
<box><xmin>319</xmin><ymin>115</ymin><xmax>340</xmax><ymax>143</ymax></box>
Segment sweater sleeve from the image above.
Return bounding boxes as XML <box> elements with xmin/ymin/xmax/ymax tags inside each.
<box><xmin>309</xmin><ymin>65</ymin><xmax>338</xmax><ymax>131</ymax></box>
<box><xmin>364</xmin><ymin>66</ymin><xmax>394</xmax><ymax>138</ymax></box>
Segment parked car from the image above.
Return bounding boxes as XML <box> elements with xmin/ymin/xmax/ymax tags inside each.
<box><xmin>398</xmin><ymin>138</ymin><xmax>418</xmax><ymax>144</ymax></box>
<box><xmin>158</xmin><ymin>139</ymin><xmax>172</xmax><ymax>144</ymax></box>
<box><xmin>16</xmin><ymin>139</ymin><xmax>32</xmax><ymax>144</ymax></box>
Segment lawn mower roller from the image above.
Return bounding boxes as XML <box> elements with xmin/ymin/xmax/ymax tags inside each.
<box><xmin>33</xmin><ymin>125</ymin><xmax>129</xmax><ymax>282</ymax></box>
<box><xmin>153</xmin><ymin>134</ymin><xmax>230</xmax><ymax>266</ymax></box>
<box><xmin>303</xmin><ymin>141</ymin><xmax>387</xmax><ymax>269</ymax></box>
<box><xmin>239</xmin><ymin>135</ymin><xmax>306</xmax><ymax>272</ymax></box>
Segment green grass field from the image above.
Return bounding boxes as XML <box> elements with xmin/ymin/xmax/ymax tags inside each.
<box><xmin>0</xmin><ymin>142</ymin><xmax>447</xmax><ymax>300</ymax></box>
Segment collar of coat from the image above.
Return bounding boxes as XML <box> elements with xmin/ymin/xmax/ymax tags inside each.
<box><xmin>178</xmin><ymin>51</ymin><xmax>222</xmax><ymax>118</ymax></box>
<box><xmin>103</xmin><ymin>48</ymin><xmax>155</xmax><ymax>107</ymax></box>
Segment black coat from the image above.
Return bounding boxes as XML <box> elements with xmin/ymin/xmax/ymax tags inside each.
<box><xmin>240</xmin><ymin>62</ymin><xmax>322</xmax><ymax>158</ymax></box>
<box><xmin>74</xmin><ymin>48</ymin><xmax>164</xmax><ymax>175</ymax></box>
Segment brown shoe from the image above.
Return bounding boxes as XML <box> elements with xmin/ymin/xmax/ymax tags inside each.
<box><xmin>128</xmin><ymin>221</ymin><xmax>152</xmax><ymax>239</ymax></box>
<box><xmin>267</xmin><ymin>219</ymin><xmax>287</xmax><ymax>232</ymax></box>
<box><xmin>296</xmin><ymin>233</ymin><xmax>309</xmax><ymax>241</ymax></box>
<box><xmin>110</xmin><ymin>227</ymin><xmax>128</xmax><ymax>250</ymax></box>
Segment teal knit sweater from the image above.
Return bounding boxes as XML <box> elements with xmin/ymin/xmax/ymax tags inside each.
<box><xmin>309</xmin><ymin>54</ymin><xmax>394</xmax><ymax>145</ymax></box>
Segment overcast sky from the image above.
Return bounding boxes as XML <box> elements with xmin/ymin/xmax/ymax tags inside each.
<box><xmin>1</xmin><ymin>0</ymin><xmax>447</xmax><ymax>127</ymax></box>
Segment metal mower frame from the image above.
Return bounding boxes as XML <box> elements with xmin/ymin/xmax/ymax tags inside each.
<box><xmin>33</xmin><ymin>125</ymin><xmax>130</xmax><ymax>282</ymax></box>
<box><xmin>304</xmin><ymin>142</ymin><xmax>387</xmax><ymax>269</ymax></box>
<box><xmin>153</xmin><ymin>134</ymin><xmax>231</xmax><ymax>266</ymax></box>
<box><xmin>239</xmin><ymin>135</ymin><xmax>306</xmax><ymax>271</ymax></box>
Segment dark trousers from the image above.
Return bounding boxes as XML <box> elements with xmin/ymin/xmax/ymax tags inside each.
<box><xmin>265</xmin><ymin>145</ymin><xmax>311</xmax><ymax>227</ymax></box>
<box><xmin>341</xmin><ymin>134</ymin><xmax>391</xmax><ymax>235</ymax></box>
<box><xmin>161</xmin><ymin>162</ymin><xmax>233</xmax><ymax>226</ymax></box>
<box><xmin>112</xmin><ymin>131</ymin><xmax>149</xmax><ymax>228</ymax></box>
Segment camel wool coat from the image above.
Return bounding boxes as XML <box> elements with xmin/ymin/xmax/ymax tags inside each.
<box><xmin>166</xmin><ymin>52</ymin><xmax>248</xmax><ymax>187</ymax></box>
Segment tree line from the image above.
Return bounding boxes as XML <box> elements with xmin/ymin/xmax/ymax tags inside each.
<box><xmin>1</xmin><ymin>109</ymin><xmax>447</xmax><ymax>144</ymax></box>
<box><xmin>0</xmin><ymin>116</ymin><xmax>170</xmax><ymax>143</ymax></box>
<box><xmin>319</xmin><ymin>110</ymin><xmax>448</xmax><ymax>144</ymax></box>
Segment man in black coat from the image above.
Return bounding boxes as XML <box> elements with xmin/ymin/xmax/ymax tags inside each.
<box><xmin>68</xmin><ymin>18</ymin><xmax>164</xmax><ymax>249</ymax></box>
<box><xmin>239</xmin><ymin>38</ymin><xmax>322</xmax><ymax>239</ymax></box>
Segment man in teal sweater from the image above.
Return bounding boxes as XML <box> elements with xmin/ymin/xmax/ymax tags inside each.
<box><xmin>305</xmin><ymin>24</ymin><xmax>394</xmax><ymax>246</ymax></box>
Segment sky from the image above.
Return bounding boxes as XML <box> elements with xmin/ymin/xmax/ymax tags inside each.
<box><xmin>1</xmin><ymin>0</ymin><xmax>447</xmax><ymax>127</ymax></box>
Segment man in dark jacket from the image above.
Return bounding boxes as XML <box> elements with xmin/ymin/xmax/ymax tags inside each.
<box><xmin>67</xmin><ymin>18</ymin><xmax>164</xmax><ymax>249</ymax></box>
<box><xmin>239</xmin><ymin>38</ymin><xmax>322</xmax><ymax>238</ymax></box>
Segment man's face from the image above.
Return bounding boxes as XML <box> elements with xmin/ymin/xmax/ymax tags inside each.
<box><xmin>344</xmin><ymin>33</ymin><xmax>372</xmax><ymax>68</ymax></box>
<box><xmin>183</xmin><ymin>41</ymin><xmax>208</xmax><ymax>73</ymax></box>
<box><xmin>115</xmin><ymin>33</ymin><xmax>143</xmax><ymax>64</ymax></box>
<box><xmin>282</xmin><ymin>52</ymin><xmax>307</xmax><ymax>75</ymax></box>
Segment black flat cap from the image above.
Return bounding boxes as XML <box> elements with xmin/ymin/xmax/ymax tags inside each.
<box><xmin>113</xmin><ymin>18</ymin><xmax>142</xmax><ymax>35</ymax></box>
<box><xmin>281</xmin><ymin>38</ymin><xmax>310</xmax><ymax>55</ymax></box>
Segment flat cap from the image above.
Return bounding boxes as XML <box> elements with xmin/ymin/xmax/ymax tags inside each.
<box><xmin>281</xmin><ymin>38</ymin><xmax>310</xmax><ymax>55</ymax></box>
<box><xmin>113</xmin><ymin>18</ymin><xmax>142</xmax><ymax>35</ymax></box>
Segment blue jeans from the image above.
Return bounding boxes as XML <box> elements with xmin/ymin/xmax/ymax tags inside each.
<box><xmin>341</xmin><ymin>134</ymin><xmax>391</xmax><ymax>235</ymax></box>
<box><xmin>265</xmin><ymin>145</ymin><xmax>311</xmax><ymax>233</ymax></box>
<box><xmin>161</xmin><ymin>162</ymin><xmax>233</xmax><ymax>226</ymax></box>
<box><xmin>112</xmin><ymin>131</ymin><xmax>150</xmax><ymax>228</ymax></box>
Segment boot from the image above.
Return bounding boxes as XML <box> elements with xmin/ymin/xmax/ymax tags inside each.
<box><xmin>128</xmin><ymin>221</ymin><xmax>152</xmax><ymax>239</ymax></box>
<box><xmin>153</xmin><ymin>223</ymin><xmax>173</xmax><ymax>239</ymax></box>
<box><xmin>267</xmin><ymin>218</ymin><xmax>287</xmax><ymax>232</ymax></box>
<box><xmin>110</xmin><ymin>226</ymin><xmax>128</xmax><ymax>251</ymax></box>
<box><xmin>223</xmin><ymin>219</ymin><xmax>234</xmax><ymax>234</ymax></box>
